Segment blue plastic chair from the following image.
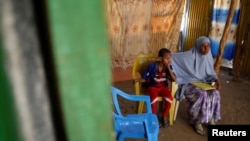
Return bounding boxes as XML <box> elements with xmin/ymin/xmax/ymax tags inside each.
<box><xmin>111</xmin><ymin>86</ymin><xmax>159</xmax><ymax>141</ymax></box>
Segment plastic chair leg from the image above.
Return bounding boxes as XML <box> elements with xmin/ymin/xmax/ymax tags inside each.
<box><xmin>148</xmin><ymin>135</ymin><xmax>158</xmax><ymax>141</ymax></box>
<box><xmin>137</xmin><ymin>101</ymin><xmax>144</xmax><ymax>113</ymax></box>
<box><xmin>169</xmin><ymin>99</ymin><xmax>176</xmax><ymax>125</ymax></box>
<box><xmin>170</xmin><ymin>82</ymin><xmax>178</xmax><ymax>124</ymax></box>
<box><xmin>173</xmin><ymin>100</ymin><xmax>180</xmax><ymax>121</ymax></box>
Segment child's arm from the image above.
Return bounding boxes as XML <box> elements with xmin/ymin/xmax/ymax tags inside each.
<box><xmin>135</xmin><ymin>63</ymin><xmax>153</xmax><ymax>83</ymax></box>
<box><xmin>134</xmin><ymin>72</ymin><xmax>146</xmax><ymax>83</ymax></box>
<box><xmin>167</xmin><ymin>64</ymin><xmax>176</xmax><ymax>82</ymax></box>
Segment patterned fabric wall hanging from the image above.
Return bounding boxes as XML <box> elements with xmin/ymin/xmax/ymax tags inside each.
<box><xmin>106</xmin><ymin>0</ymin><xmax>185</xmax><ymax>82</ymax></box>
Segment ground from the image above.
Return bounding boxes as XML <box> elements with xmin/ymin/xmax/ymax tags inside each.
<box><xmin>112</xmin><ymin>68</ymin><xmax>250</xmax><ymax>141</ymax></box>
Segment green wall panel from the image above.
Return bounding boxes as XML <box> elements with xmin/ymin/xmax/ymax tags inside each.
<box><xmin>47</xmin><ymin>0</ymin><xmax>113</xmax><ymax>141</ymax></box>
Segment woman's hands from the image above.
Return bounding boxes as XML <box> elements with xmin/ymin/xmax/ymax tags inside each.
<box><xmin>215</xmin><ymin>80</ymin><xmax>222</xmax><ymax>90</ymax></box>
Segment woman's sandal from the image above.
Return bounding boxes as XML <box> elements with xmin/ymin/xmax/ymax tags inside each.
<box><xmin>208</xmin><ymin>118</ymin><xmax>215</xmax><ymax>125</ymax></box>
<box><xmin>194</xmin><ymin>124</ymin><xmax>206</xmax><ymax>136</ymax></box>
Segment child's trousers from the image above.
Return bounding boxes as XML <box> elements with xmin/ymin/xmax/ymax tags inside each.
<box><xmin>146</xmin><ymin>86</ymin><xmax>173</xmax><ymax>117</ymax></box>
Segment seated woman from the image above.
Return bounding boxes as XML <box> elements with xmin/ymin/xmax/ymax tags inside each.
<box><xmin>171</xmin><ymin>36</ymin><xmax>221</xmax><ymax>136</ymax></box>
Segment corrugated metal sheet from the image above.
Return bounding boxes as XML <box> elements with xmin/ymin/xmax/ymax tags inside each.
<box><xmin>184</xmin><ymin>0</ymin><xmax>212</xmax><ymax>50</ymax></box>
<box><xmin>242</xmin><ymin>48</ymin><xmax>250</xmax><ymax>75</ymax></box>
<box><xmin>185</xmin><ymin>0</ymin><xmax>250</xmax><ymax>76</ymax></box>
<box><xmin>241</xmin><ymin>0</ymin><xmax>250</xmax><ymax>75</ymax></box>
<box><xmin>235</xmin><ymin>0</ymin><xmax>250</xmax><ymax>75</ymax></box>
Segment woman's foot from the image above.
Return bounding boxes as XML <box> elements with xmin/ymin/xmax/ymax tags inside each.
<box><xmin>194</xmin><ymin>124</ymin><xmax>206</xmax><ymax>136</ymax></box>
<box><xmin>208</xmin><ymin>118</ymin><xmax>215</xmax><ymax>125</ymax></box>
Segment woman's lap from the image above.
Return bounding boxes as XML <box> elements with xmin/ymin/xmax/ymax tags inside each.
<box><xmin>184</xmin><ymin>83</ymin><xmax>221</xmax><ymax>124</ymax></box>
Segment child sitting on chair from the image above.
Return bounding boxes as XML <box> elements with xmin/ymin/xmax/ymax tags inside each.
<box><xmin>135</xmin><ymin>48</ymin><xmax>176</xmax><ymax>128</ymax></box>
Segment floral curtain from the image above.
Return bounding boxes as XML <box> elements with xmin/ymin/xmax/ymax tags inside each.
<box><xmin>107</xmin><ymin>0</ymin><xmax>185</xmax><ymax>82</ymax></box>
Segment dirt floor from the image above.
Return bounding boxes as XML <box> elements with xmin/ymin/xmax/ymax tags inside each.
<box><xmin>112</xmin><ymin>68</ymin><xmax>250</xmax><ymax>141</ymax></box>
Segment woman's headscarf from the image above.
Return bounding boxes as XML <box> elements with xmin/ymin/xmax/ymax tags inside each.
<box><xmin>171</xmin><ymin>36</ymin><xmax>217</xmax><ymax>85</ymax></box>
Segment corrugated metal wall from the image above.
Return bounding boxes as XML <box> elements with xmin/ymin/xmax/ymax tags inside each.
<box><xmin>185</xmin><ymin>0</ymin><xmax>250</xmax><ymax>76</ymax></box>
<box><xmin>242</xmin><ymin>48</ymin><xmax>250</xmax><ymax>75</ymax></box>
<box><xmin>183</xmin><ymin>0</ymin><xmax>212</xmax><ymax>50</ymax></box>
<box><xmin>237</xmin><ymin>0</ymin><xmax>250</xmax><ymax>75</ymax></box>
